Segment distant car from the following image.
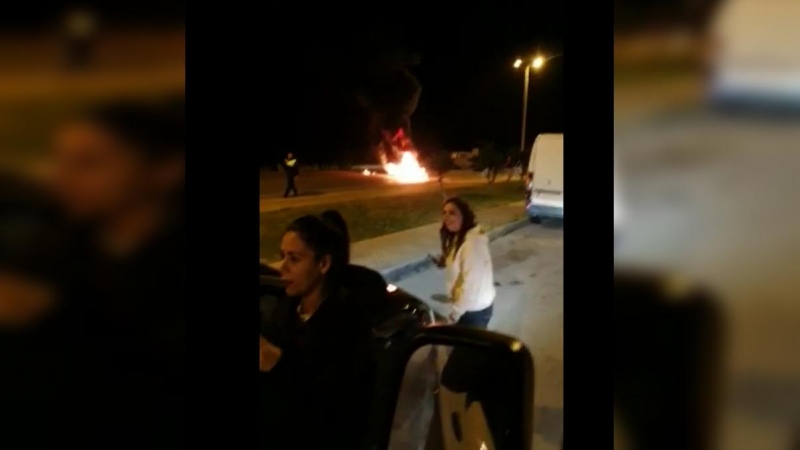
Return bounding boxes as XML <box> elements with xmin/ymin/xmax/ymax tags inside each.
<box><xmin>707</xmin><ymin>0</ymin><xmax>800</xmax><ymax>110</ymax></box>
<box><xmin>526</xmin><ymin>134</ymin><xmax>564</xmax><ymax>223</ymax></box>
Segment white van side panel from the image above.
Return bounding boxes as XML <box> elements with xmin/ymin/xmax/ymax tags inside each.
<box><xmin>526</xmin><ymin>134</ymin><xmax>564</xmax><ymax>220</ymax></box>
<box><xmin>710</xmin><ymin>0</ymin><xmax>800</xmax><ymax>102</ymax></box>
<box><xmin>528</xmin><ymin>134</ymin><xmax>564</xmax><ymax>192</ymax></box>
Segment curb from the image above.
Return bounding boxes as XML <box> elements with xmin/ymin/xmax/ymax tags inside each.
<box><xmin>380</xmin><ymin>216</ymin><xmax>529</xmax><ymax>284</ymax></box>
<box><xmin>261</xmin><ymin>213</ymin><xmax>530</xmax><ymax>280</ymax></box>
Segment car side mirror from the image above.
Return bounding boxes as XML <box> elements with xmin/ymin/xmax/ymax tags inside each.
<box><xmin>373</xmin><ymin>325</ymin><xmax>534</xmax><ymax>450</ymax></box>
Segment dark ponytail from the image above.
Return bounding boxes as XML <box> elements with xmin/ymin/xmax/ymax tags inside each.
<box><xmin>320</xmin><ymin>210</ymin><xmax>350</xmax><ymax>264</ymax></box>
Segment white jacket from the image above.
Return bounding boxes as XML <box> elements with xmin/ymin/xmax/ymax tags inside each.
<box><xmin>445</xmin><ymin>226</ymin><xmax>496</xmax><ymax>315</ymax></box>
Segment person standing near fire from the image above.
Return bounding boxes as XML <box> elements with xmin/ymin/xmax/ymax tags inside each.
<box><xmin>282</xmin><ymin>152</ymin><xmax>299</xmax><ymax>198</ymax></box>
<box><xmin>63</xmin><ymin>8</ymin><xmax>97</xmax><ymax>70</ymax></box>
<box><xmin>433</xmin><ymin>197</ymin><xmax>496</xmax><ymax>327</ymax></box>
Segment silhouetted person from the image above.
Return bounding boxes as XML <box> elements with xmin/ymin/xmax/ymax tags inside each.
<box><xmin>282</xmin><ymin>152</ymin><xmax>299</xmax><ymax>197</ymax></box>
<box><xmin>51</xmin><ymin>99</ymin><xmax>185</xmax><ymax>445</ymax></box>
<box><xmin>0</xmin><ymin>173</ymin><xmax>74</xmax><ymax>446</ymax></box>
<box><xmin>63</xmin><ymin>8</ymin><xmax>96</xmax><ymax>70</ymax></box>
<box><xmin>615</xmin><ymin>271</ymin><xmax>722</xmax><ymax>450</ymax></box>
<box><xmin>505</xmin><ymin>155</ymin><xmax>514</xmax><ymax>181</ymax></box>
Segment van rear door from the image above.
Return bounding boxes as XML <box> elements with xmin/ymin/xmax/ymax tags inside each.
<box><xmin>532</xmin><ymin>134</ymin><xmax>564</xmax><ymax>207</ymax></box>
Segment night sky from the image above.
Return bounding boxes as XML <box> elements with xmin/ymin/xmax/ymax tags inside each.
<box><xmin>2</xmin><ymin>1</ymin><xmax>564</xmax><ymax>165</ymax></box>
<box><xmin>269</xmin><ymin>2</ymin><xmax>564</xmax><ymax>165</ymax></box>
<box><xmin>406</xmin><ymin>3</ymin><xmax>564</xmax><ymax>153</ymax></box>
<box><xmin>0</xmin><ymin>2</ymin><xmax>185</xmax><ymax>28</ymax></box>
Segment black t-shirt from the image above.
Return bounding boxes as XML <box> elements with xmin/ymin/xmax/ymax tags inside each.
<box><xmin>63</xmin><ymin>219</ymin><xmax>185</xmax><ymax>443</ymax></box>
<box><xmin>283</xmin><ymin>159</ymin><xmax>299</xmax><ymax>177</ymax></box>
<box><xmin>260</xmin><ymin>285</ymin><xmax>376</xmax><ymax>449</ymax></box>
<box><xmin>0</xmin><ymin>312</ymin><xmax>78</xmax><ymax>445</ymax></box>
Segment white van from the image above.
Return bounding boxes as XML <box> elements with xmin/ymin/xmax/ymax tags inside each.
<box><xmin>526</xmin><ymin>133</ymin><xmax>563</xmax><ymax>223</ymax></box>
<box><xmin>614</xmin><ymin>152</ymin><xmax>625</xmax><ymax>243</ymax></box>
<box><xmin>708</xmin><ymin>0</ymin><xmax>800</xmax><ymax>107</ymax></box>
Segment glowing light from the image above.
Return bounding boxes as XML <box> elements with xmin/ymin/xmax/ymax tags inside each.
<box><xmin>532</xmin><ymin>55</ymin><xmax>545</xmax><ymax>70</ymax></box>
<box><xmin>386</xmin><ymin>284</ymin><xmax>398</xmax><ymax>293</ymax></box>
<box><xmin>513</xmin><ymin>59</ymin><xmax>523</xmax><ymax>68</ymax></box>
<box><xmin>384</xmin><ymin>152</ymin><xmax>430</xmax><ymax>184</ymax></box>
<box><xmin>362</xmin><ymin>169</ymin><xmax>372</xmax><ymax>176</ymax></box>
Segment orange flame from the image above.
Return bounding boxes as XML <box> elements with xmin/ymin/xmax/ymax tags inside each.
<box><xmin>384</xmin><ymin>152</ymin><xmax>429</xmax><ymax>184</ymax></box>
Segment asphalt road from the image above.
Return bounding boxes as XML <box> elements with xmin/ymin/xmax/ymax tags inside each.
<box><xmin>259</xmin><ymin>169</ymin><xmax>488</xmax><ymax>212</ymax></box>
<box><xmin>390</xmin><ymin>223</ymin><xmax>564</xmax><ymax>450</ymax></box>
<box><xmin>615</xmin><ymin>110</ymin><xmax>800</xmax><ymax>450</ymax></box>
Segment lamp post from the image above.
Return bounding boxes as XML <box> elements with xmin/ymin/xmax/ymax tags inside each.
<box><xmin>514</xmin><ymin>55</ymin><xmax>546</xmax><ymax>156</ymax></box>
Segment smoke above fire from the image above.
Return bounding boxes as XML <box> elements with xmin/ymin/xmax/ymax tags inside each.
<box><xmin>355</xmin><ymin>51</ymin><xmax>426</xmax><ymax>183</ymax></box>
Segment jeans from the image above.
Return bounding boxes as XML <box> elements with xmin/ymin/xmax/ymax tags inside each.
<box><xmin>456</xmin><ymin>304</ymin><xmax>493</xmax><ymax>329</ymax></box>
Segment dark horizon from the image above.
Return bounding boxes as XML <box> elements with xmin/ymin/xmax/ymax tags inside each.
<box><xmin>2</xmin><ymin>1</ymin><xmax>563</xmax><ymax>165</ymax></box>
<box><xmin>411</xmin><ymin>2</ymin><xmax>563</xmax><ymax>151</ymax></box>
<box><xmin>0</xmin><ymin>2</ymin><xmax>185</xmax><ymax>29</ymax></box>
<box><xmin>270</xmin><ymin>3</ymin><xmax>564</xmax><ymax>165</ymax></box>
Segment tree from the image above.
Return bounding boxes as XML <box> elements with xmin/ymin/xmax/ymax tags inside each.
<box><xmin>270</xmin><ymin>39</ymin><xmax>422</xmax><ymax>166</ymax></box>
<box><xmin>424</xmin><ymin>149</ymin><xmax>456</xmax><ymax>198</ymax></box>
<box><xmin>357</xmin><ymin>49</ymin><xmax>423</xmax><ymax>150</ymax></box>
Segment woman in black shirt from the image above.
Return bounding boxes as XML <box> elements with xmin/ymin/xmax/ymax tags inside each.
<box><xmin>259</xmin><ymin>215</ymin><xmax>377</xmax><ymax>448</ymax></box>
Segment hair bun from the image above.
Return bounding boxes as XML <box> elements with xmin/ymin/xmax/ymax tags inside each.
<box><xmin>319</xmin><ymin>210</ymin><xmax>350</xmax><ymax>265</ymax></box>
<box><xmin>320</xmin><ymin>210</ymin><xmax>347</xmax><ymax>236</ymax></box>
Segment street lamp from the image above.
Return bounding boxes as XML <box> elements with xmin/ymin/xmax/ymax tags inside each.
<box><xmin>514</xmin><ymin>54</ymin><xmax>547</xmax><ymax>156</ymax></box>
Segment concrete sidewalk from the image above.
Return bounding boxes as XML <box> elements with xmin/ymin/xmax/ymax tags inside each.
<box><xmin>354</xmin><ymin>202</ymin><xmax>527</xmax><ymax>280</ymax></box>
<box><xmin>265</xmin><ymin>202</ymin><xmax>528</xmax><ymax>281</ymax></box>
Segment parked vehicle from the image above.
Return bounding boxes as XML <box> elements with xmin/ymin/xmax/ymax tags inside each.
<box><xmin>526</xmin><ymin>134</ymin><xmax>564</xmax><ymax>223</ymax></box>
<box><xmin>707</xmin><ymin>0</ymin><xmax>800</xmax><ymax>110</ymax></box>
<box><xmin>614</xmin><ymin>153</ymin><xmax>625</xmax><ymax>243</ymax></box>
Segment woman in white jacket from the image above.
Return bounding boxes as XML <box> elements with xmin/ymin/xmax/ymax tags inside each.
<box><xmin>437</xmin><ymin>197</ymin><xmax>496</xmax><ymax>328</ymax></box>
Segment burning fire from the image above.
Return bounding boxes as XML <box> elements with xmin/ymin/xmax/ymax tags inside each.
<box><xmin>384</xmin><ymin>151</ymin><xmax>429</xmax><ymax>184</ymax></box>
<box><xmin>378</xmin><ymin>128</ymin><xmax>430</xmax><ymax>184</ymax></box>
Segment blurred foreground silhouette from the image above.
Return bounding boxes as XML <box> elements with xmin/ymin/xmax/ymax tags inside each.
<box><xmin>615</xmin><ymin>1</ymin><xmax>800</xmax><ymax>449</ymax></box>
<box><xmin>0</xmin><ymin>11</ymin><xmax>185</xmax><ymax>442</ymax></box>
